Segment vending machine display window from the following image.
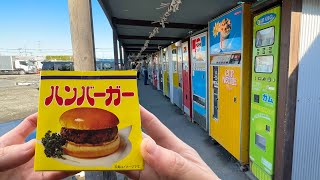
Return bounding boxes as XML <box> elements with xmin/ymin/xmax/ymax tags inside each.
<box><xmin>254</xmin><ymin>55</ymin><xmax>274</xmax><ymax>73</ymax></box>
<box><xmin>255</xmin><ymin>133</ymin><xmax>266</xmax><ymax>151</ymax></box>
<box><xmin>172</xmin><ymin>49</ymin><xmax>177</xmax><ymax>72</ymax></box>
<box><xmin>193</xmin><ymin>94</ymin><xmax>206</xmax><ymax>107</ymax></box>
<box><xmin>256</xmin><ymin>26</ymin><xmax>275</xmax><ymax>48</ymax></box>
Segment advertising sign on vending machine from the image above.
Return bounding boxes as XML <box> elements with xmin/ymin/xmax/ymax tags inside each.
<box><xmin>191</xmin><ymin>32</ymin><xmax>208</xmax><ymax>131</ymax></box>
<box><xmin>208</xmin><ymin>4</ymin><xmax>252</xmax><ymax>164</ymax></box>
<box><xmin>182</xmin><ymin>41</ymin><xmax>192</xmax><ymax>117</ymax></box>
<box><xmin>250</xmin><ymin>6</ymin><xmax>281</xmax><ymax>180</ymax></box>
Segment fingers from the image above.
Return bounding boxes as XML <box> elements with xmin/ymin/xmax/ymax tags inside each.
<box><xmin>0</xmin><ymin>139</ymin><xmax>35</xmax><ymax>171</ymax></box>
<box><xmin>140</xmin><ymin>137</ymin><xmax>191</xmax><ymax>179</ymax></box>
<box><xmin>117</xmin><ymin>170</ymin><xmax>140</xmax><ymax>180</ymax></box>
<box><xmin>140</xmin><ymin>106</ymin><xmax>187</xmax><ymax>152</ymax></box>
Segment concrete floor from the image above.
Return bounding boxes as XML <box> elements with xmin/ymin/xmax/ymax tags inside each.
<box><xmin>138</xmin><ymin>79</ymin><xmax>249</xmax><ymax>180</ymax></box>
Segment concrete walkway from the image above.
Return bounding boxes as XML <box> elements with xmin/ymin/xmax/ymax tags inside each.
<box><xmin>138</xmin><ymin>79</ymin><xmax>249</xmax><ymax>180</ymax></box>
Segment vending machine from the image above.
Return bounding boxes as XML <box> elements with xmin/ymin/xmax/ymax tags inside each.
<box><xmin>182</xmin><ymin>41</ymin><xmax>192</xmax><ymax>118</ymax></box>
<box><xmin>163</xmin><ymin>48</ymin><xmax>169</xmax><ymax>97</ymax></box>
<box><xmin>191</xmin><ymin>32</ymin><xmax>208</xmax><ymax>131</ymax></box>
<box><xmin>171</xmin><ymin>44</ymin><xmax>181</xmax><ymax>107</ymax></box>
<box><xmin>208</xmin><ymin>4</ymin><xmax>252</xmax><ymax>164</ymax></box>
<box><xmin>159</xmin><ymin>51</ymin><xmax>163</xmax><ymax>91</ymax></box>
<box><xmin>148</xmin><ymin>55</ymin><xmax>153</xmax><ymax>83</ymax></box>
<box><xmin>250</xmin><ymin>6</ymin><xmax>281</xmax><ymax>180</ymax></box>
<box><xmin>152</xmin><ymin>54</ymin><xmax>158</xmax><ymax>88</ymax></box>
<box><xmin>176</xmin><ymin>45</ymin><xmax>183</xmax><ymax>110</ymax></box>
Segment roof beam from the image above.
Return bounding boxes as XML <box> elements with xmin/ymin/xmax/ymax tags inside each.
<box><xmin>112</xmin><ymin>17</ymin><xmax>206</xmax><ymax>29</ymax></box>
<box><xmin>126</xmin><ymin>49</ymin><xmax>157</xmax><ymax>52</ymax></box>
<box><xmin>98</xmin><ymin>0</ymin><xmax>118</xmax><ymax>35</ymax></box>
<box><xmin>123</xmin><ymin>43</ymin><xmax>167</xmax><ymax>47</ymax></box>
<box><xmin>119</xmin><ymin>35</ymin><xmax>180</xmax><ymax>41</ymax></box>
<box><xmin>125</xmin><ymin>47</ymin><xmax>159</xmax><ymax>51</ymax></box>
<box><xmin>126</xmin><ymin>50</ymin><xmax>157</xmax><ymax>53</ymax></box>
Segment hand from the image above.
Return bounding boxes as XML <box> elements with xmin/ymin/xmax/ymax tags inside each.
<box><xmin>0</xmin><ymin>113</ymin><xmax>76</xmax><ymax>180</ymax></box>
<box><xmin>119</xmin><ymin>106</ymin><xmax>220</xmax><ymax>180</ymax></box>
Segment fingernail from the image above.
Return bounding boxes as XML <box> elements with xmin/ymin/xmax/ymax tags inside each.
<box><xmin>145</xmin><ymin>138</ymin><xmax>157</xmax><ymax>155</ymax></box>
<box><xmin>24</xmin><ymin>140</ymin><xmax>36</xmax><ymax>151</ymax></box>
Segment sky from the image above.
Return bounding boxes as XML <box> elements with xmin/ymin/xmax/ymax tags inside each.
<box><xmin>0</xmin><ymin>0</ymin><xmax>114</xmax><ymax>58</ymax></box>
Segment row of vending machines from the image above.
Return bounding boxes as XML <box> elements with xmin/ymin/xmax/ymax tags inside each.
<box><xmin>147</xmin><ymin>4</ymin><xmax>281</xmax><ymax>180</ymax></box>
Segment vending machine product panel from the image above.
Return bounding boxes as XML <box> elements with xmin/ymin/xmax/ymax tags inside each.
<box><xmin>191</xmin><ymin>32</ymin><xmax>208</xmax><ymax>131</ymax></box>
<box><xmin>250</xmin><ymin>6</ymin><xmax>281</xmax><ymax>180</ymax></box>
<box><xmin>182</xmin><ymin>42</ymin><xmax>192</xmax><ymax>117</ymax></box>
<box><xmin>208</xmin><ymin>4</ymin><xmax>252</xmax><ymax>164</ymax></box>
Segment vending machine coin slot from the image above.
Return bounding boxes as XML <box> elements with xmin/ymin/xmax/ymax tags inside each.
<box><xmin>266</xmin><ymin>125</ymin><xmax>270</xmax><ymax>132</ymax></box>
<box><xmin>254</xmin><ymin>94</ymin><xmax>260</xmax><ymax>103</ymax></box>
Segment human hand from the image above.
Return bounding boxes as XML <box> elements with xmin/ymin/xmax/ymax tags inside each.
<box><xmin>0</xmin><ymin>113</ymin><xmax>76</xmax><ymax>180</ymax></box>
<box><xmin>119</xmin><ymin>106</ymin><xmax>220</xmax><ymax>180</ymax></box>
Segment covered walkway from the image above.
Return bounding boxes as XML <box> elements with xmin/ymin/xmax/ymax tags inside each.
<box><xmin>138</xmin><ymin>79</ymin><xmax>249</xmax><ymax>180</ymax></box>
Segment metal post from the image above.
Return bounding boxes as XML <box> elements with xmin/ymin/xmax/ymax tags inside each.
<box><xmin>119</xmin><ymin>42</ymin><xmax>123</xmax><ymax>69</ymax></box>
<box><xmin>124</xmin><ymin>50</ymin><xmax>128</xmax><ymax>70</ymax></box>
<box><xmin>68</xmin><ymin>0</ymin><xmax>96</xmax><ymax>71</ymax></box>
<box><xmin>113</xmin><ymin>31</ymin><xmax>119</xmax><ymax>70</ymax></box>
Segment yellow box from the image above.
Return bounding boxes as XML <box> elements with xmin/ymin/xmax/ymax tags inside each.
<box><xmin>34</xmin><ymin>71</ymin><xmax>143</xmax><ymax>171</ymax></box>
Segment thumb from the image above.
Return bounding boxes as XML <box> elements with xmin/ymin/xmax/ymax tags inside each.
<box><xmin>0</xmin><ymin>139</ymin><xmax>36</xmax><ymax>171</ymax></box>
<box><xmin>141</xmin><ymin>138</ymin><xmax>191</xmax><ymax>179</ymax></box>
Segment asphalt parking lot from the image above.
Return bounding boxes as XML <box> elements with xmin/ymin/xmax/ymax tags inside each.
<box><xmin>0</xmin><ymin>74</ymin><xmax>39</xmax><ymax>123</ymax></box>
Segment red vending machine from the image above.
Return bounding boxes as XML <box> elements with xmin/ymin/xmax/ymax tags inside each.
<box><xmin>182</xmin><ymin>41</ymin><xmax>192</xmax><ymax>118</ymax></box>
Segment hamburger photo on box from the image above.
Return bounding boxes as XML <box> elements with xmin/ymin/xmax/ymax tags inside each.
<box><xmin>34</xmin><ymin>71</ymin><xmax>143</xmax><ymax>171</ymax></box>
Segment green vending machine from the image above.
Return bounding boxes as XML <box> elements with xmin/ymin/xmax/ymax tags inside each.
<box><xmin>250</xmin><ymin>6</ymin><xmax>281</xmax><ymax>180</ymax></box>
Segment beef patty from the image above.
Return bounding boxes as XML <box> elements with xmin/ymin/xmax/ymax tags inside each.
<box><xmin>60</xmin><ymin>127</ymin><xmax>118</xmax><ymax>144</ymax></box>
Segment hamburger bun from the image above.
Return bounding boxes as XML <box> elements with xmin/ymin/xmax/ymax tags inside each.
<box><xmin>60</xmin><ymin>108</ymin><xmax>119</xmax><ymax>130</ymax></box>
<box><xmin>63</xmin><ymin>135</ymin><xmax>121</xmax><ymax>158</ymax></box>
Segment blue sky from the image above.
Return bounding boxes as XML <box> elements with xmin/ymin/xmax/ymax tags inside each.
<box><xmin>0</xmin><ymin>0</ymin><xmax>114</xmax><ymax>58</ymax></box>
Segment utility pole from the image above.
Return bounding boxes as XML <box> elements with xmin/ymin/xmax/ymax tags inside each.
<box><xmin>68</xmin><ymin>0</ymin><xmax>96</xmax><ymax>71</ymax></box>
<box><xmin>67</xmin><ymin>0</ymin><xmax>117</xmax><ymax>179</ymax></box>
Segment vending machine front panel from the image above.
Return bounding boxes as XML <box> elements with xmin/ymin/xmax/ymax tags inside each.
<box><xmin>159</xmin><ymin>51</ymin><xmax>163</xmax><ymax>91</ymax></box>
<box><xmin>191</xmin><ymin>32</ymin><xmax>208</xmax><ymax>131</ymax></box>
<box><xmin>208</xmin><ymin>4</ymin><xmax>252</xmax><ymax>164</ymax></box>
<box><xmin>182</xmin><ymin>42</ymin><xmax>192</xmax><ymax>117</ymax></box>
<box><xmin>163</xmin><ymin>48</ymin><xmax>169</xmax><ymax>97</ymax></box>
<box><xmin>250</xmin><ymin>6</ymin><xmax>281</xmax><ymax>179</ymax></box>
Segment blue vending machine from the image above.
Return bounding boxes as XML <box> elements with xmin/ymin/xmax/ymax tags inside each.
<box><xmin>190</xmin><ymin>32</ymin><xmax>208</xmax><ymax>131</ymax></box>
